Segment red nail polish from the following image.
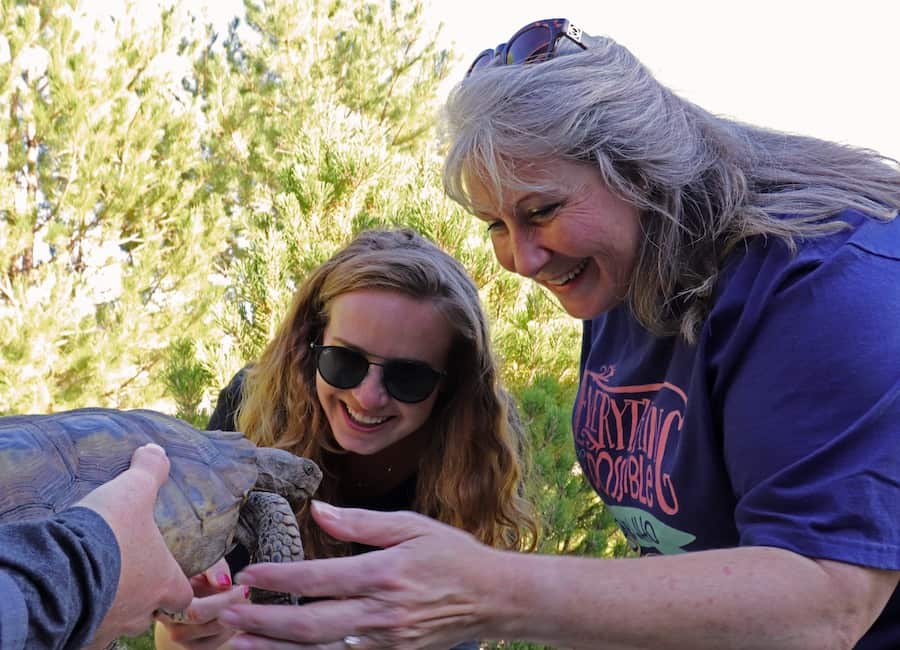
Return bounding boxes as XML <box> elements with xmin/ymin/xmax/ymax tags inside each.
<box><xmin>218</xmin><ymin>574</ymin><xmax>232</xmax><ymax>587</ymax></box>
<box><xmin>243</xmin><ymin>585</ymin><xmax>250</xmax><ymax>599</ymax></box>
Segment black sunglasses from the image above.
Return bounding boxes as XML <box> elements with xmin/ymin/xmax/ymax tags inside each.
<box><xmin>467</xmin><ymin>18</ymin><xmax>586</xmax><ymax>77</ymax></box>
<box><xmin>310</xmin><ymin>343</ymin><xmax>445</xmax><ymax>404</ymax></box>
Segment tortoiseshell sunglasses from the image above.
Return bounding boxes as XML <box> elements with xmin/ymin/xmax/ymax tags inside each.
<box><xmin>466</xmin><ymin>18</ymin><xmax>587</xmax><ymax>76</ymax></box>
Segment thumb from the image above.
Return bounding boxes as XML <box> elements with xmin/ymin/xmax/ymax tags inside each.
<box><xmin>310</xmin><ymin>500</ymin><xmax>432</xmax><ymax>548</ymax></box>
<box><xmin>127</xmin><ymin>443</ymin><xmax>171</xmax><ymax>491</ymax></box>
<box><xmin>74</xmin><ymin>443</ymin><xmax>171</xmax><ymax>515</ymax></box>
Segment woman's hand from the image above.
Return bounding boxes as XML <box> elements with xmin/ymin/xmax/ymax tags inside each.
<box><xmin>219</xmin><ymin>502</ymin><xmax>500</xmax><ymax>649</ymax></box>
<box><xmin>155</xmin><ymin>557</ymin><xmax>250</xmax><ymax>650</ymax></box>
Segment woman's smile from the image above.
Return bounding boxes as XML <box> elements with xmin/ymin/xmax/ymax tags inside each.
<box><xmin>544</xmin><ymin>257</ymin><xmax>590</xmax><ymax>286</ymax></box>
<box><xmin>466</xmin><ymin>158</ymin><xmax>641</xmax><ymax>319</ymax></box>
<box><xmin>317</xmin><ymin>289</ymin><xmax>452</xmax><ymax>456</ymax></box>
<box><xmin>342</xmin><ymin>402</ymin><xmax>391</xmax><ymax>429</ymax></box>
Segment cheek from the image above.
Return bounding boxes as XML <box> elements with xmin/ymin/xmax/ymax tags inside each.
<box><xmin>490</xmin><ymin>237</ymin><xmax>516</xmax><ymax>272</ymax></box>
<box><xmin>399</xmin><ymin>395</ymin><xmax>438</xmax><ymax>428</ymax></box>
<box><xmin>315</xmin><ymin>375</ymin><xmax>332</xmax><ymax>405</ymax></box>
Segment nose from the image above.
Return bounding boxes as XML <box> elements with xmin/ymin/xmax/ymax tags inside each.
<box><xmin>505</xmin><ymin>228</ymin><xmax>551</xmax><ymax>278</ymax></box>
<box><xmin>351</xmin><ymin>365</ymin><xmax>391</xmax><ymax>409</ymax></box>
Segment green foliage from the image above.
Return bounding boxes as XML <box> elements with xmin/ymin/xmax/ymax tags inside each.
<box><xmin>515</xmin><ymin>375</ymin><xmax>629</xmax><ymax>558</ymax></box>
<box><xmin>117</xmin><ymin>630</ymin><xmax>154</xmax><ymax>650</ymax></box>
<box><xmin>159</xmin><ymin>337</ymin><xmax>214</xmax><ymax>426</ymax></box>
<box><xmin>0</xmin><ymin>0</ymin><xmax>227</xmax><ymax>412</ymax></box>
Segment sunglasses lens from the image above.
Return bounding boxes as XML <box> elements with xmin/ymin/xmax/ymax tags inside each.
<box><xmin>313</xmin><ymin>345</ymin><xmax>441</xmax><ymax>403</ymax></box>
<box><xmin>506</xmin><ymin>25</ymin><xmax>554</xmax><ymax>65</ymax></box>
<box><xmin>315</xmin><ymin>346</ymin><xmax>368</xmax><ymax>389</ymax></box>
<box><xmin>383</xmin><ymin>361</ymin><xmax>441</xmax><ymax>403</ymax></box>
<box><xmin>467</xmin><ymin>49</ymin><xmax>496</xmax><ymax>75</ymax></box>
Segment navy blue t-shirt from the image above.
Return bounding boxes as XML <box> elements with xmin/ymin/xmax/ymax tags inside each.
<box><xmin>574</xmin><ymin>211</ymin><xmax>899</xmax><ymax>648</ymax></box>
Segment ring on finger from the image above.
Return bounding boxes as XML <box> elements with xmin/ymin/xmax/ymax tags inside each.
<box><xmin>343</xmin><ymin>635</ymin><xmax>363</xmax><ymax>648</ymax></box>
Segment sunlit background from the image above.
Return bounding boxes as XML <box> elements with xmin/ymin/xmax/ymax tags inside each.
<box><xmin>83</xmin><ymin>0</ymin><xmax>899</xmax><ymax>160</ymax></box>
<box><xmin>428</xmin><ymin>0</ymin><xmax>900</xmax><ymax>161</ymax></box>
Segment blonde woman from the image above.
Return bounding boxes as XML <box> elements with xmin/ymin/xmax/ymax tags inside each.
<box><xmin>155</xmin><ymin>228</ymin><xmax>536</xmax><ymax>650</ymax></box>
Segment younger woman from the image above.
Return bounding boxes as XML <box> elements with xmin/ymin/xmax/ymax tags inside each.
<box><xmin>155</xmin><ymin>227</ymin><xmax>536</xmax><ymax>650</ymax></box>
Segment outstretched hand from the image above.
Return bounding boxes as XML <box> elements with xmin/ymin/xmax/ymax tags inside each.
<box><xmin>155</xmin><ymin>557</ymin><xmax>250</xmax><ymax>650</ymax></box>
<box><xmin>76</xmin><ymin>443</ymin><xmax>194</xmax><ymax>649</ymax></box>
<box><xmin>219</xmin><ymin>501</ymin><xmax>500</xmax><ymax>649</ymax></box>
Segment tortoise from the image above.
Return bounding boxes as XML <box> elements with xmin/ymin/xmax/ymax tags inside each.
<box><xmin>0</xmin><ymin>407</ymin><xmax>322</xmax><ymax>600</ymax></box>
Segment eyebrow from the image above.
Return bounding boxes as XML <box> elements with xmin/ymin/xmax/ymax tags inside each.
<box><xmin>513</xmin><ymin>192</ymin><xmax>565</xmax><ymax>213</ymax></box>
<box><xmin>473</xmin><ymin>191</ymin><xmax>557</xmax><ymax>219</ymax></box>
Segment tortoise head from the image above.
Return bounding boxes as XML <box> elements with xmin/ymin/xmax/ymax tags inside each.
<box><xmin>253</xmin><ymin>447</ymin><xmax>323</xmax><ymax>511</ymax></box>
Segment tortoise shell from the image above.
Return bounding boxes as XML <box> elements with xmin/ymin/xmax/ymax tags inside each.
<box><xmin>0</xmin><ymin>407</ymin><xmax>259</xmax><ymax>577</ymax></box>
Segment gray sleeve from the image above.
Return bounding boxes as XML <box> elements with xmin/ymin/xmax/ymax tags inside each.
<box><xmin>0</xmin><ymin>507</ymin><xmax>122</xmax><ymax>650</ymax></box>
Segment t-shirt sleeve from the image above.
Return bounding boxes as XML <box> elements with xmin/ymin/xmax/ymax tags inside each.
<box><xmin>0</xmin><ymin>507</ymin><xmax>121</xmax><ymax>649</ymax></box>
<box><xmin>721</xmin><ymin>239</ymin><xmax>900</xmax><ymax>569</ymax></box>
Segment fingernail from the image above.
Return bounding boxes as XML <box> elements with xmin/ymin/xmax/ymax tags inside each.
<box><xmin>217</xmin><ymin>573</ymin><xmax>232</xmax><ymax>587</ymax></box>
<box><xmin>242</xmin><ymin>585</ymin><xmax>250</xmax><ymax>599</ymax></box>
<box><xmin>142</xmin><ymin>443</ymin><xmax>166</xmax><ymax>455</ymax></box>
<box><xmin>312</xmin><ymin>500</ymin><xmax>337</xmax><ymax>520</ymax></box>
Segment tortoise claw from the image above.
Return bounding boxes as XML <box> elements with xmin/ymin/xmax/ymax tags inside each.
<box><xmin>155</xmin><ymin>608</ymin><xmax>192</xmax><ymax>624</ymax></box>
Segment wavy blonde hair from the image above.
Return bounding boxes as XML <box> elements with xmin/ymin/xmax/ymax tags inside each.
<box><xmin>443</xmin><ymin>35</ymin><xmax>900</xmax><ymax>342</ymax></box>
<box><xmin>236</xmin><ymin>228</ymin><xmax>537</xmax><ymax>557</ymax></box>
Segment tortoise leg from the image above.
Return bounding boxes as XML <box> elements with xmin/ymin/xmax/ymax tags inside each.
<box><xmin>234</xmin><ymin>490</ymin><xmax>304</xmax><ymax>604</ymax></box>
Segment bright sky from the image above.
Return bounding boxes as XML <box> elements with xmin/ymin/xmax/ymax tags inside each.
<box><xmin>427</xmin><ymin>0</ymin><xmax>900</xmax><ymax>161</ymax></box>
<box><xmin>83</xmin><ymin>0</ymin><xmax>899</xmax><ymax>162</ymax></box>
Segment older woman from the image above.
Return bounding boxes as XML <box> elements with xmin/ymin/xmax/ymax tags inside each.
<box><xmin>216</xmin><ymin>20</ymin><xmax>899</xmax><ymax>650</ymax></box>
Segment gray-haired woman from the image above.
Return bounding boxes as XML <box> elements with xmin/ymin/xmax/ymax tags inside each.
<box><xmin>216</xmin><ymin>19</ymin><xmax>900</xmax><ymax>650</ymax></box>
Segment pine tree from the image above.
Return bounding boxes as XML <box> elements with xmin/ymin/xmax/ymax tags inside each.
<box><xmin>0</xmin><ymin>1</ymin><xmax>227</xmax><ymax>413</ymax></box>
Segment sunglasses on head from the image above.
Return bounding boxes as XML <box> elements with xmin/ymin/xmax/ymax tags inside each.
<box><xmin>467</xmin><ymin>18</ymin><xmax>586</xmax><ymax>77</ymax></box>
<box><xmin>310</xmin><ymin>343</ymin><xmax>445</xmax><ymax>404</ymax></box>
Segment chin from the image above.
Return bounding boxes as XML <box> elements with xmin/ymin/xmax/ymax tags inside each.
<box><xmin>334</xmin><ymin>436</ymin><xmax>382</xmax><ymax>456</ymax></box>
<box><xmin>560</xmin><ymin>297</ymin><xmax>619</xmax><ymax>320</ymax></box>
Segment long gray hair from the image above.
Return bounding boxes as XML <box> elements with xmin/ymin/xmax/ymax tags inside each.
<box><xmin>442</xmin><ymin>35</ymin><xmax>900</xmax><ymax>342</ymax></box>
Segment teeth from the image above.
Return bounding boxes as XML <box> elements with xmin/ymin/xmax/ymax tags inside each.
<box><xmin>346</xmin><ymin>405</ymin><xmax>388</xmax><ymax>425</ymax></box>
<box><xmin>547</xmin><ymin>259</ymin><xmax>588</xmax><ymax>286</ymax></box>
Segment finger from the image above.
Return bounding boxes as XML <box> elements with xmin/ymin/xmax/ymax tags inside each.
<box><xmin>161</xmin><ymin>565</ymin><xmax>198</xmax><ymax>613</ymax></box>
<box><xmin>202</xmin><ymin>557</ymin><xmax>235</xmax><ymax>591</ymax></box>
<box><xmin>160</xmin><ymin>583</ymin><xmax>249</xmax><ymax>625</ymax></box>
<box><xmin>127</xmin><ymin>442</ymin><xmax>171</xmax><ymax>489</ymax></box>
<box><xmin>225</xmin><ymin>631</ymin><xmax>346</xmax><ymax>649</ymax></box>
<box><xmin>184</xmin><ymin>634</ymin><xmax>240</xmax><ymax>650</ymax></box>
<box><xmin>232</xmin><ymin>505</ymin><xmax>438</xmax><ymax>599</ymax></box>
<box><xmin>168</xmin><ymin>619</ymin><xmax>236</xmax><ymax>647</ymax></box>
<box><xmin>219</xmin><ymin>600</ymin><xmax>376</xmax><ymax>646</ymax></box>
<box><xmin>310</xmin><ymin>501</ymin><xmax>432</xmax><ymax>548</ymax></box>
<box><xmin>190</xmin><ymin>585</ymin><xmax>251</xmax><ymax>623</ymax></box>
<box><xmin>234</xmin><ymin>556</ymin><xmax>375</xmax><ymax>599</ymax></box>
